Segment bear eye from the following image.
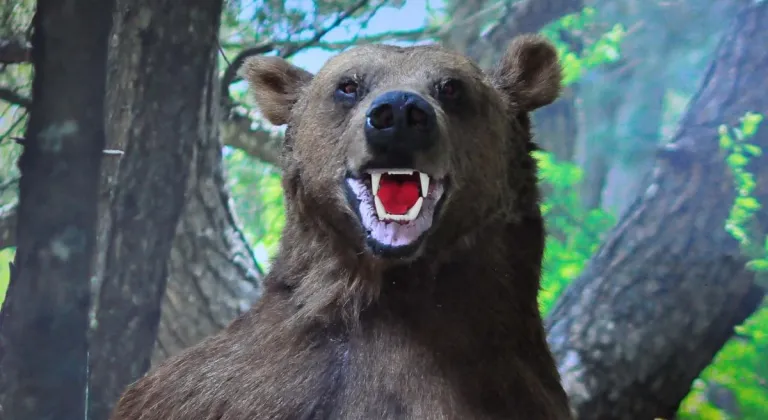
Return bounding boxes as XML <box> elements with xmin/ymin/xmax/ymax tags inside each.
<box><xmin>438</xmin><ymin>79</ymin><xmax>462</xmax><ymax>101</ymax></box>
<box><xmin>339</xmin><ymin>81</ymin><xmax>358</xmax><ymax>95</ymax></box>
<box><xmin>334</xmin><ymin>80</ymin><xmax>359</xmax><ymax>104</ymax></box>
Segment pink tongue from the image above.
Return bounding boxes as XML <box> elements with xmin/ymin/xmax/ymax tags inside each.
<box><xmin>377</xmin><ymin>177</ymin><xmax>420</xmax><ymax>215</ymax></box>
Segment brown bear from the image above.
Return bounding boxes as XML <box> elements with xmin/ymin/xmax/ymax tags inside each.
<box><xmin>110</xmin><ymin>34</ymin><xmax>572</xmax><ymax>420</ymax></box>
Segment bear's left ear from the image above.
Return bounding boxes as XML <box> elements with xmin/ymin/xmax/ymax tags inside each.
<box><xmin>491</xmin><ymin>34</ymin><xmax>562</xmax><ymax>112</ymax></box>
<box><xmin>239</xmin><ymin>56</ymin><xmax>314</xmax><ymax>126</ymax></box>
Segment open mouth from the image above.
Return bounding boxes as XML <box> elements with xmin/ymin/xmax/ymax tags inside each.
<box><xmin>345</xmin><ymin>169</ymin><xmax>446</xmax><ymax>254</ymax></box>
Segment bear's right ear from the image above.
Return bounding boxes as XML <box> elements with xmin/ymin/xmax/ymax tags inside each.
<box><xmin>239</xmin><ymin>56</ymin><xmax>314</xmax><ymax>126</ymax></box>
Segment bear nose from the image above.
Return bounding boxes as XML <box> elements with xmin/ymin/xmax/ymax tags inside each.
<box><xmin>365</xmin><ymin>91</ymin><xmax>437</xmax><ymax>154</ymax></box>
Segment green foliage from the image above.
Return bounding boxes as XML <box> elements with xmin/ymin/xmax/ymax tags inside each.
<box><xmin>540</xmin><ymin>7</ymin><xmax>626</xmax><ymax>86</ymax></box>
<box><xmin>678</xmin><ymin>112</ymin><xmax>768</xmax><ymax>419</ymax></box>
<box><xmin>680</xmin><ymin>304</ymin><xmax>768</xmax><ymax>420</ymax></box>
<box><xmin>224</xmin><ymin>148</ymin><xmax>285</xmax><ymax>271</ymax></box>
<box><xmin>530</xmin><ymin>9</ymin><xmax>625</xmax><ymax>314</ymax></box>
<box><xmin>0</xmin><ymin>247</ymin><xmax>14</xmax><ymax>308</ymax></box>
<box><xmin>219</xmin><ymin>0</ymin><xmax>412</xmax><ymax>67</ymax></box>
<box><xmin>719</xmin><ymin>112</ymin><xmax>768</xmax><ymax>283</ymax></box>
<box><xmin>534</xmin><ymin>151</ymin><xmax>616</xmax><ymax>314</ymax></box>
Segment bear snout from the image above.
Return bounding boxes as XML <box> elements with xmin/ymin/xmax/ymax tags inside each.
<box><xmin>364</xmin><ymin>90</ymin><xmax>438</xmax><ymax>156</ymax></box>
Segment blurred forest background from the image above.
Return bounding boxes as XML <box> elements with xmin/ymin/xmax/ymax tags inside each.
<box><xmin>0</xmin><ymin>0</ymin><xmax>766</xmax><ymax>419</ymax></box>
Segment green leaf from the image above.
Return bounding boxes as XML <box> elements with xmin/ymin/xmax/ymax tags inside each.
<box><xmin>726</xmin><ymin>224</ymin><xmax>748</xmax><ymax>242</ymax></box>
<box><xmin>726</xmin><ymin>153</ymin><xmax>749</xmax><ymax>168</ymax></box>
<box><xmin>741</xmin><ymin>112</ymin><xmax>764</xmax><ymax>137</ymax></box>
<box><xmin>744</xmin><ymin>144</ymin><xmax>763</xmax><ymax>157</ymax></box>
<box><xmin>735</xmin><ymin>196</ymin><xmax>761</xmax><ymax>211</ymax></box>
<box><xmin>746</xmin><ymin>259</ymin><xmax>768</xmax><ymax>272</ymax></box>
<box><xmin>733</xmin><ymin>127</ymin><xmax>744</xmax><ymax>141</ymax></box>
<box><xmin>0</xmin><ymin>248</ymin><xmax>14</xmax><ymax>307</ymax></box>
<box><xmin>719</xmin><ymin>133</ymin><xmax>733</xmax><ymax>149</ymax></box>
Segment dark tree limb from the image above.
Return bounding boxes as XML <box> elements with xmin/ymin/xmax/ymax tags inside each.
<box><xmin>278</xmin><ymin>0</ymin><xmax>371</xmax><ymax>59</ymax></box>
<box><xmin>219</xmin><ymin>0</ymin><xmax>371</xmax><ymax>114</ymax></box>
<box><xmin>219</xmin><ymin>41</ymin><xmax>274</xmax><ymax>112</ymax></box>
<box><xmin>546</xmin><ymin>2</ymin><xmax>768</xmax><ymax>418</ymax></box>
<box><xmin>87</xmin><ymin>0</ymin><xmax>225</xmax><ymax>418</ymax></box>
<box><xmin>0</xmin><ymin>87</ymin><xmax>30</xmax><ymax>107</ymax></box>
<box><xmin>0</xmin><ymin>39</ymin><xmax>31</xmax><ymax>64</ymax></box>
<box><xmin>0</xmin><ymin>0</ymin><xmax>112</xmax><ymax>418</ymax></box>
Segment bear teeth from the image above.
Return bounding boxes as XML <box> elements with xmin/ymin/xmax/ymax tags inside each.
<box><xmin>374</xmin><ymin>196</ymin><xmax>424</xmax><ymax>222</ymax></box>
<box><xmin>371</xmin><ymin>172</ymin><xmax>382</xmax><ymax>195</ymax></box>
<box><xmin>366</xmin><ymin>168</ymin><xmax>430</xmax><ymax>222</ymax></box>
<box><xmin>367</xmin><ymin>169</ymin><xmax>430</xmax><ymax>198</ymax></box>
<box><xmin>419</xmin><ymin>172</ymin><xmax>429</xmax><ymax>197</ymax></box>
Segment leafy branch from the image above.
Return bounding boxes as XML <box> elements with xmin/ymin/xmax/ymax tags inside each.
<box><xmin>719</xmin><ymin>111</ymin><xmax>768</xmax><ymax>287</ymax></box>
<box><xmin>279</xmin><ymin>0</ymin><xmax>372</xmax><ymax>59</ymax></box>
<box><xmin>220</xmin><ymin>26</ymin><xmax>439</xmax><ymax>53</ymax></box>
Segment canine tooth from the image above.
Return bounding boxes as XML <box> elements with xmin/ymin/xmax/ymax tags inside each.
<box><xmin>405</xmin><ymin>197</ymin><xmax>423</xmax><ymax>220</ymax></box>
<box><xmin>419</xmin><ymin>173</ymin><xmax>429</xmax><ymax>197</ymax></box>
<box><xmin>371</xmin><ymin>172</ymin><xmax>382</xmax><ymax>195</ymax></box>
<box><xmin>374</xmin><ymin>196</ymin><xmax>387</xmax><ymax>220</ymax></box>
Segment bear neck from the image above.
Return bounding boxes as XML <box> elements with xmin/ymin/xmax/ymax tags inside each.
<box><xmin>268</xmin><ymin>209</ymin><xmax>545</xmax><ymax>334</ymax></box>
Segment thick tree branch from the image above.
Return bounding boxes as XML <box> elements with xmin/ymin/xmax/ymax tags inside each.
<box><xmin>0</xmin><ymin>39</ymin><xmax>31</xmax><ymax>64</ymax></box>
<box><xmin>0</xmin><ymin>87</ymin><xmax>30</xmax><ymax>107</ymax></box>
<box><xmin>220</xmin><ymin>114</ymin><xmax>281</xmax><ymax>166</ymax></box>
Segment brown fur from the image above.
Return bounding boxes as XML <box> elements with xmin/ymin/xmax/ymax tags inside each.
<box><xmin>110</xmin><ymin>34</ymin><xmax>572</xmax><ymax>420</ymax></box>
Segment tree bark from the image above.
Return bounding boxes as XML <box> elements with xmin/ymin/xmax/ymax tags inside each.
<box><xmin>0</xmin><ymin>6</ymin><xmax>266</xmax><ymax>374</ymax></box>
<box><xmin>152</xmin><ymin>87</ymin><xmax>262</xmax><ymax>365</ymax></box>
<box><xmin>546</xmin><ymin>2</ymin><xmax>768</xmax><ymax>418</ymax></box>
<box><xmin>87</xmin><ymin>2</ymin><xmax>225</xmax><ymax>419</ymax></box>
<box><xmin>0</xmin><ymin>0</ymin><xmax>112</xmax><ymax>418</ymax></box>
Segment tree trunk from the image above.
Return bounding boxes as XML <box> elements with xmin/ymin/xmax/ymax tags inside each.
<box><xmin>546</xmin><ymin>2</ymin><xmax>768</xmax><ymax>418</ymax></box>
<box><xmin>87</xmin><ymin>2</ymin><xmax>225</xmax><ymax>419</ymax></box>
<box><xmin>152</xmin><ymin>91</ymin><xmax>263</xmax><ymax>365</ymax></box>
<box><xmin>0</xmin><ymin>0</ymin><xmax>112</xmax><ymax>418</ymax></box>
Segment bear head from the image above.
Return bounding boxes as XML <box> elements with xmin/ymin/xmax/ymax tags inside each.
<box><xmin>240</xmin><ymin>35</ymin><xmax>561</xmax><ymax>264</ymax></box>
